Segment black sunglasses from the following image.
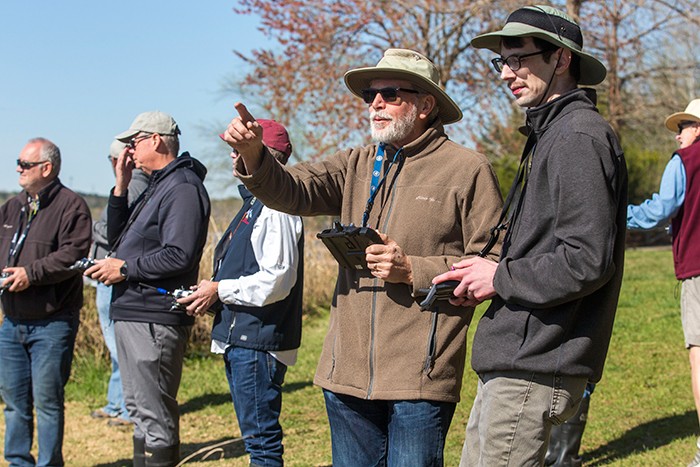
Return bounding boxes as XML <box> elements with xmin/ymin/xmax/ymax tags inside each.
<box><xmin>678</xmin><ymin>121</ymin><xmax>698</xmax><ymax>135</ymax></box>
<box><xmin>126</xmin><ymin>133</ymin><xmax>153</xmax><ymax>150</ymax></box>
<box><xmin>360</xmin><ymin>87</ymin><xmax>420</xmax><ymax>104</ymax></box>
<box><xmin>16</xmin><ymin>159</ymin><xmax>46</xmax><ymax>170</ymax></box>
<box><xmin>491</xmin><ymin>50</ymin><xmax>547</xmax><ymax>73</ymax></box>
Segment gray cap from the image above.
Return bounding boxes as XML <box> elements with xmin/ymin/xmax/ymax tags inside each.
<box><xmin>109</xmin><ymin>139</ymin><xmax>126</xmax><ymax>159</ymax></box>
<box><xmin>115</xmin><ymin>111</ymin><xmax>181</xmax><ymax>141</ymax></box>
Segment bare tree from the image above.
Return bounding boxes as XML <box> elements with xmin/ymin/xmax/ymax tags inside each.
<box><xmin>232</xmin><ymin>0</ymin><xmax>698</xmax><ymax>162</ymax></box>
<box><xmin>233</xmin><ymin>0</ymin><xmax>527</xmax><ymax>159</ymax></box>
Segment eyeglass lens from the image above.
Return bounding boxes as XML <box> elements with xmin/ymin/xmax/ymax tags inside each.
<box><xmin>491</xmin><ymin>50</ymin><xmax>546</xmax><ymax>73</ymax></box>
<box><xmin>16</xmin><ymin>160</ymin><xmax>44</xmax><ymax>170</ymax></box>
<box><xmin>360</xmin><ymin>87</ymin><xmax>420</xmax><ymax>104</ymax></box>
<box><xmin>678</xmin><ymin>121</ymin><xmax>697</xmax><ymax>135</ymax></box>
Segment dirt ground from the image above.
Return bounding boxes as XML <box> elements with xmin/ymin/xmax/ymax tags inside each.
<box><xmin>0</xmin><ymin>401</ymin><xmax>251</xmax><ymax>466</ymax></box>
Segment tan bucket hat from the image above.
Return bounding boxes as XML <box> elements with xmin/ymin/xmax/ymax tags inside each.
<box><xmin>664</xmin><ymin>99</ymin><xmax>700</xmax><ymax>132</ymax></box>
<box><xmin>471</xmin><ymin>5</ymin><xmax>607</xmax><ymax>86</ymax></box>
<box><xmin>344</xmin><ymin>48</ymin><xmax>463</xmax><ymax>125</ymax></box>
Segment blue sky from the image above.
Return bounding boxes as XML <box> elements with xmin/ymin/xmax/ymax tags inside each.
<box><xmin>0</xmin><ymin>1</ymin><xmax>269</xmax><ymax>197</ymax></box>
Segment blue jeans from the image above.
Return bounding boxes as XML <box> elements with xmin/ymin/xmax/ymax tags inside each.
<box><xmin>323</xmin><ymin>390</ymin><xmax>456</xmax><ymax>467</ymax></box>
<box><xmin>0</xmin><ymin>314</ymin><xmax>79</xmax><ymax>467</ymax></box>
<box><xmin>224</xmin><ymin>346</ymin><xmax>287</xmax><ymax>467</ymax></box>
<box><xmin>95</xmin><ymin>282</ymin><xmax>129</xmax><ymax>420</ymax></box>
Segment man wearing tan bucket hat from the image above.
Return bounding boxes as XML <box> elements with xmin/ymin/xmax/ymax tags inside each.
<box><xmin>221</xmin><ymin>48</ymin><xmax>503</xmax><ymax>465</ymax></box>
<box><xmin>433</xmin><ymin>5</ymin><xmax>628</xmax><ymax>466</ymax></box>
<box><xmin>628</xmin><ymin>98</ymin><xmax>700</xmax><ymax>466</ymax></box>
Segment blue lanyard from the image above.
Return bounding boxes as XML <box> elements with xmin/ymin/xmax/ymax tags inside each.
<box><xmin>362</xmin><ymin>143</ymin><xmax>402</xmax><ymax>227</ymax></box>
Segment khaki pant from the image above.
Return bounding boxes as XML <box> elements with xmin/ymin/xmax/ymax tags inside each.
<box><xmin>682</xmin><ymin>276</ymin><xmax>700</xmax><ymax>348</ymax></box>
<box><xmin>460</xmin><ymin>371</ymin><xmax>587</xmax><ymax>467</ymax></box>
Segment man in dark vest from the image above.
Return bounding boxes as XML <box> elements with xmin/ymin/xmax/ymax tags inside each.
<box><xmin>179</xmin><ymin>119</ymin><xmax>303</xmax><ymax>467</ymax></box>
<box><xmin>628</xmin><ymin>98</ymin><xmax>700</xmax><ymax>467</ymax></box>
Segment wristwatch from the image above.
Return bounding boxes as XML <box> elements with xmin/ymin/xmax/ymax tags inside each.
<box><xmin>119</xmin><ymin>262</ymin><xmax>128</xmax><ymax>279</ymax></box>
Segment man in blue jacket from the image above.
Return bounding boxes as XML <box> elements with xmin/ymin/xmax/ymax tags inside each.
<box><xmin>628</xmin><ymin>98</ymin><xmax>700</xmax><ymax>466</ymax></box>
<box><xmin>179</xmin><ymin>119</ymin><xmax>303</xmax><ymax>467</ymax></box>
<box><xmin>87</xmin><ymin>111</ymin><xmax>210</xmax><ymax>467</ymax></box>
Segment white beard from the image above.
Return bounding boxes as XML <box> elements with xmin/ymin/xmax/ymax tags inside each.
<box><xmin>370</xmin><ymin>105</ymin><xmax>418</xmax><ymax>145</ymax></box>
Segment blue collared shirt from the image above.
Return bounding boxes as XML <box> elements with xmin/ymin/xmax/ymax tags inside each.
<box><xmin>627</xmin><ymin>154</ymin><xmax>686</xmax><ymax>229</ymax></box>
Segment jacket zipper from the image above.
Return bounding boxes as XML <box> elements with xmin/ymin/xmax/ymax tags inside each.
<box><xmin>423</xmin><ymin>311</ymin><xmax>438</xmax><ymax>374</ymax></box>
<box><xmin>226</xmin><ymin>311</ymin><xmax>237</xmax><ymax>343</ymax></box>
<box><xmin>366</xmin><ymin>161</ymin><xmax>402</xmax><ymax>399</ymax></box>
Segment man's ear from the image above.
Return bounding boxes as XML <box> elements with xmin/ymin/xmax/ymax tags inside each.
<box><xmin>555</xmin><ymin>48</ymin><xmax>573</xmax><ymax>76</ymax></box>
<box><xmin>40</xmin><ymin>161</ymin><xmax>53</xmax><ymax>179</ymax></box>
<box><xmin>418</xmin><ymin>94</ymin><xmax>437</xmax><ymax>120</ymax></box>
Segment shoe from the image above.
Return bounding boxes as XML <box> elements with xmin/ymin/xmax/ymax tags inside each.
<box><xmin>688</xmin><ymin>437</ymin><xmax>700</xmax><ymax>467</ymax></box>
<box><xmin>108</xmin><ymin>417</ymin><xmax>132</xmax><ymax>427</ymax></box>
<box><xmin>90</xmin><ymin>408</ymin><xmax>116</xmax><ymax>419</ymax></box>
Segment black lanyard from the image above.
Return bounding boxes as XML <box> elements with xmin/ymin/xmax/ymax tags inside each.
<box><xmin>6</xmin><ymin>203</ymin><xmax>37</xmax><ymax>268</ymax></box>
<box><xmin>478</xmin><ymin>133</ymin><xmax>537</xmax><ymax>258</ymax></box>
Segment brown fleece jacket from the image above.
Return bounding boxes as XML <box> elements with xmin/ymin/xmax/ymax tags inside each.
<box><xmin>237</xmin><ymin>121</ymin><xmax>503</xmax><ymax>402</ymax></box>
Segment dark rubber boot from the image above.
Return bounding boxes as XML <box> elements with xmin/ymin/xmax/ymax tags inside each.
<box><xmin>144</xmin><ymin>444</ymin><xmax>180</xmax><ymax>467</ymax></box>
<box><xmin>133</xmin><ymin>436</ymin><xmax>146</xmax><ymax>467</ymax></box>
<box><xmin>545</xmin><ymin>395</ymin><xmax>590</xmax><ymax>467</ymax></box>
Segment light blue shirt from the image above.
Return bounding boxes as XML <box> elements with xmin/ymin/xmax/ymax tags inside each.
<box><xmin>627</xmin><ymin>154</ymin><xmax>686</xmax><ymax>229</ymax></box>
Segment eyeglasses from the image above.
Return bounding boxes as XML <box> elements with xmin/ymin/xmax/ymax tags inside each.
<box><xmin>126</xmin><ymin>133</ymin><xmax>153</xmax><ymax>150</ymax></box>
<box><xmin>678</xmin><ymin>121</ymin><xmax>698</xmax><ymax>135</ymax></box>
<box><xmin>16</xmin><ymin>159</ymin><xmax>47</xmax><ymax>170</ymax></box>
<box><xmin>491</xmin><ymin>50</ymin><xmax>547</xmax><ymax>73</ymax></box>
<box><xmin>360</xmin><ymin>87</ymin><xmax>420</xmax><ymax>104</ymax></box>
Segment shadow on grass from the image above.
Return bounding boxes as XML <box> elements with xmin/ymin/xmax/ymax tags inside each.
<box><xmin>179</xmin><ymin>437</ymin><xmax>247</xmax><ymax>464</ymax></box>
<box><xmin>93</xmin><ymin>437</ymin><xmax>247</xmax><ymax>467</ymax></box>
<box><xmin>282</xmin><ymin>380</ymin><xmax>314</xmax><ymax>393</ymax></box>
<box><xmin>180</xmin><ymin>381</ymin><xmax>314</xmax><ymax>415</ymax></box>
<box><xmin>180</xmin><ymin>393</ymin><xmax>231</xmax><ymax>415</ymax></box>
<box><xmin>585</xmin><ymin>409</ymin><xmax>696</xmax><ymax>465</ymax></box>
<box><xmin>94</xmin><ymin>459</ymin><xmax>132</xmax><ymax>467</ymax></box>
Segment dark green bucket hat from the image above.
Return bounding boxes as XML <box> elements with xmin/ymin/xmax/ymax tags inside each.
<box><xmin>471</xmin><ymin>5</ymin><xmax>607</xmax><ymax>85</ymax></box>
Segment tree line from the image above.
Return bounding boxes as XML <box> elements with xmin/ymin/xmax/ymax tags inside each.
<box><xmin>229</xmin><ymin>0</ymin><xmax>699</xmax><ymax>203</ymax></box>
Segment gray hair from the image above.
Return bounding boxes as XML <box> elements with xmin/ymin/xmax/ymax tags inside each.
<box><xmin>28</xmin><ymin>137</ymin><xmax>61</xmax><ymax>175</ymax></box>
<box><xmin>160</xmin><ymin>134</ymin><xmax>180</xmax><ymax>156</ymax></box>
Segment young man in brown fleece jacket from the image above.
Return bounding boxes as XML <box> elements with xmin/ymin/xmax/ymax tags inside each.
<box><xmin>221</xmin><ymin>49</ymin><xmax>503</xmax><ymax>466</ymax></box>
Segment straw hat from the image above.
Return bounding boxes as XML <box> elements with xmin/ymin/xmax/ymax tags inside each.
<box><xmin>664</xmin><ymin>99</ymin><xmax>700</xmax><ymax>132</ymax></box>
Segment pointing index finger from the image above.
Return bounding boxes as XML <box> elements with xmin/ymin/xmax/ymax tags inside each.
<box><xmin>235</xmin><ymin>102</ymin><xmax>256</xmax><ymax>126</ymax></box>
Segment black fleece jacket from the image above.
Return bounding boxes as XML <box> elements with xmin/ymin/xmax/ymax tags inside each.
<box><xmin>471</xmin><ymin>88</ymin><xmax>628</xmax><ymax>382</ymax></box>
<box><xmin>108</xmin><ymin>153</ymin><xmax>210</xmax><ymax>326</ymax></box>
<box><xmin>0</xmin><ymin>178</ymin><xmax>91</xmax><ymax>320</ymax></box>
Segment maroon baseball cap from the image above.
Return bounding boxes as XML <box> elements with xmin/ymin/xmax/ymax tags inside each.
<box><xmin>259</xmin><ymin>119</ymin><xmax>292</xmax><ymax>164</ymax></box>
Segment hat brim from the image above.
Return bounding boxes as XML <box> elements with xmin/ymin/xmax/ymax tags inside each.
<box><xmin>471</xmin><ymin>24</ymin><xmax>607</xmax><ymax>86</ymax></box>
<box><xmin>344</xmin><ymin>67</ymin><xmax>463</xmax><ymax>125</ymax></box>
<box><xmin>665</xmin><ymin>112</ymin><xmax>700</xmax><ymax>132</ymax></box>
<box><xmin>115</xmin><ymin>128</ymin><xmax>140</xmax><ymax>142</ymax></box>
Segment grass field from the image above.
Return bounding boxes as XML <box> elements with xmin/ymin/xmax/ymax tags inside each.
<box><xmin>0</xmin><ymin>247</ymin><xmax>698</xmax><ymax>466</ymax></box>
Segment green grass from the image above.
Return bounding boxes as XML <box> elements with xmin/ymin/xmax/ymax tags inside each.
<box><xmin>2</xmin><ymin>247</ymin><xmax>698</xmax><ymax>465</ymax></box>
